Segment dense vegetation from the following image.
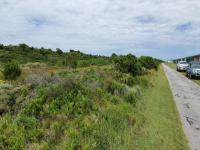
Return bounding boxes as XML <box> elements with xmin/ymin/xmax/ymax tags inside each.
<box><xmin>2</xmin><ymin>63</ymin><xmax>21</xmax><ymax>80</ymax></box>
<box><xmin>0</xmin><ymin>44</ymin><xmax>187</xmax><ymax>150</ymax></box>
<box><xmin>0</xmin><ymin>44</ymin><xmax>111</xmax><ymax>67</ymax></box>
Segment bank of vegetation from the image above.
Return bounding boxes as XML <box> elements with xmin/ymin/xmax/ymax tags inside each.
<box><xmin>0</xmin><ymin>44</ymin><xmax>188</xmax><ymax>150</ymax></box>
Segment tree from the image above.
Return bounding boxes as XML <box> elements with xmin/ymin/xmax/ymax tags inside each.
<box><xmin>114</xmin><ymin>54</ymin><xmax>142</xmax><ymax>76</ymax></box>
<box><xmin>0</xmin><ymin>44</ymin><xmax>4</xmax><ymax>49</ymax></box>
<box><xmin>111</xmin><ymin>53</ymin><xmax>117</xmax><ymax>61</ymax></box>
<box><xmin>139</xmin><ymin>56</ymin><xmax>159</xmax><ymax>70</ymax></box>
<box><xmin>111</xmin><ymin>53</ymin><xmax>117</xmax><ymax>57</ymax></box>
<box><xmin>19</xmin><ymin>43</ymin><xmax>29</xmax><ymax>51</ymax></box>
<box><xmin>2</xmin><ymin>63</ymin><xmax>21</xmax><ymax>80</ymax></box>
<box><xmin>56</xmin><ymin>48</ymin><xmax>63</xmax><ymax>55</ymax></box>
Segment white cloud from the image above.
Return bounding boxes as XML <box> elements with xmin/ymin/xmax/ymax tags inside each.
<box><xmin>1</xmin><ymin>0</ymin><xmax>200</xmax><ymax>59</ymax></box>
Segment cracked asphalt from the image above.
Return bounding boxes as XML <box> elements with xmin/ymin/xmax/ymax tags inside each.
<box><xmin>163</xmin><ymin>64</ymin><xmax>200</xmax><ymax>150</ymax></box>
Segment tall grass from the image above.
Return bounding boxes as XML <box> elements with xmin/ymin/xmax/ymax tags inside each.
<box><xmin>131</xmin><ymin>66</ymin><xmax>189</xmax><ymax>150</ymax></box>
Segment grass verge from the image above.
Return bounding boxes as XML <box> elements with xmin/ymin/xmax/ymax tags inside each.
<box><xmin>132</xmin><ymin>65</ymin><xmax>189</xmax><ymax>150</ymax></box>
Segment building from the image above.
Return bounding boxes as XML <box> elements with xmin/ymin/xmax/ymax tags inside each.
<box><xmin>173</xmin><ymin>54</ymin><xmax>200</xmax><ymax>63</ymax></box>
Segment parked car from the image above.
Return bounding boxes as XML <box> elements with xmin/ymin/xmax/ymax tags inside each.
<box><xmin>186</xmin><ymin>62</ymin><xmax>200</xmax><ymax>79</ymax></box>
<box><xmin>176</xmin><ymin>61</ymin><xmax>189</xmax><ymax>71</ymax></box>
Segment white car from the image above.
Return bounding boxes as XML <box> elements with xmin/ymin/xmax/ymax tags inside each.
<box><xmin>177</xmin><ymin>61</ymin><xmax>189</xmax><ymax>71</ymax></box>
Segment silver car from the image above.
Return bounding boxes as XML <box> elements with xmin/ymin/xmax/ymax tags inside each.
<box><xmin>186</xmin><ymin>62</ymin><xmax>200</xmax><ymax>79</ymax></box>
<box><xmin>177</xmin><ymin>61</ymin><xmax>189</xmax><ymax>71</ymax></box>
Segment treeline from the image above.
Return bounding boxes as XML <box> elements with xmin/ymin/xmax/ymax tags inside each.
<box><xmin>0</xmin><ymin>44</ymin><xmax>111</xmax><ymax>67</ymax></box>
<box><xmin>0</xmin><ymin>43</ymin><xmax>162</xmax><ymax>80</ymax></box>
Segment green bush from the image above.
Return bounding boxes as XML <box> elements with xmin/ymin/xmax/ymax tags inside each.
<box><xmin>78</xmin><ymin>60</ymin><xmax>91</xmax><ymax>67</ymax></box>
<box><xmin>125</xmin><ymin>86</ymin><xmax>142</xmax><ymax>106</ymax></box>
<box><xmin>16</xmin><ymin>114</ymin><xmax>37</xmax><ymax>130</ymax></box>
<box><xmin>23</xmin><ymin>97</ymin><xmax>44</xmax><ymax>117</ymax></box>
<box><xmin>114</xmin><ymin>54</ymin><xmax>143</xmax><ymax>76</ymax></box>
<box><xmin>20</xmin><ymin>86</ymin><xmax>29</xmax><ymax>97</ymax></box>
<box><xmin>139</xmin><ymin>56</ymin><xmax>159</xmax><ymax>70</ymax></box>
<box><xmin>2</xmin><ymin>63</ymin><xmax>21</xmax><ymax>80</ymax></box>
<box><xmin>65</xmin><ymin>53</ymin><xmax>78</xmax><ymax>69</ymax></box>
<box><xmin>0</xmin><ymin>115</ymin><xmax>26</xmax><ymax>150</ymax></box>
<box><xmin>119</xmin><ymin>74</ymin><xmax>136</xmax><ymax>86</ymax></box>
<box><xmin>15</xmin><ymin>114</ymin><xmax>42</xmax><ymax>142</ymax></box>
<box><xmin>132</xmin><ymin>76</ymin><xmax>149</xmax><ymax>88</ymax></box>
<box><xmin>107</xmin><ymin>80</ymin><xmax>128</xmax><ymax>96</ymax></box>
<box><xmin>110</xmin><ymin>95</ymin><xmax>122</xmax><ymax>104</ymax></box>
<box><xmin>0</xmin><ymin>83</ymin><xmax>17</xmax><ymax>114</ymax></box>
<box><xmin>56</xmin><ymin>48</ymin><xmax>63</xmax><ymax>55</ymax></box>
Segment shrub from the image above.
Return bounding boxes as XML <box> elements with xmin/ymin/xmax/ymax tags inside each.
<box><xmin>0</xmin><ymin>83</ymin><xmax>16</xmax><ymax>114</ymax></box>
<box><xmin>16</xmin><ymin>114</ymin><xmax>37</xmax><ymax>130</ymax></box>
<box><xmin>56</xmin><ymin>48</ymin><xmax>63</xmax><ymax>55</ymax></box>
<box><xmin>119</xmin><ymin>74</ymin><xmax>136</xmax><ymax>86</ymax></box>
<box><xmin>107</xmin><ymin>80</ymin><xmax>128</xmax><ymax>96</ymax></box>
<box><xmin>15</xmin><ymin>114</ymin><xmax>43</xmax><ymax>142</ymax></box>
<box><xmin>0</xmin><ymin>115</ymin><xmax>26</xmax><ymax>150</ymax></box>
<box><xmin>24</xmin><ymin>74</ymin><xmax>61</xmax><ymax>89</ymax></box>
<box><xmin>78</xmin><ymin>60</ymin><xmax>91</xmax><ymax>67</ymax></box>
<box><xmin>110</xmin><ymin>96</ymin><xmax>122</xmax><ymax>104</ymax></box>
<box><xmin>61</xmin><ymin>92</ymin><xmax>94</xmax><ymax>117</ymax></box>
<box><xmin>139</xmin><ymin>56</ymin><xmax>159</xmax><ymax>70</ymax></box>
<box><xmin>65</xmin><ymin>53</ymin><xmax>78</xmax><ymax>69</ymax></box>
<box><xmin>20</xmin><ymin>86</ymin><xmax>29</xmax><ymax>97</ymax></box>
<box><xmin>114</xmin><ymin>54</ymin><xmax>143</xmax><ymax>76</ymax></box>
<box><xmin>0</xmin><ymin>83</ymin><xmax>12</xmax><ymax>89</ymax></box>
<box><xmin>2</xmin><ymin>63</ymin><xmax>21</xmax><ymax>80</ymax></box>
<box><xmin>23</xmin><ymin>97</ymin><xmax>44</xmax><ymax>117</ymax></box>
<box><xmin>132</xmin><ymin>77</ymin><xmax>149</xmax><ymax>88</ymax></box>
<box><xmin>125</xmin><ymin>86</ymin><xmax>142</xmax><ymax>106</ymax></box>
<box><xmin>96</xmin><ymin>88</ymin><xmax>105</xmax><ymax>101</ymax></box>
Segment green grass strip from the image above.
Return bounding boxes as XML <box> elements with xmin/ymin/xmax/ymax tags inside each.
<box><xmin>132</xmin><ymin>65</ymin><xmax>189</xmax><ymax>150</ymax></box>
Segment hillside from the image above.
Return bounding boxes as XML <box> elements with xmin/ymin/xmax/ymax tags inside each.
<box><xmin>0</xmin><ymin>44</ymin><xmax>188</xmax><ymax>150</ymax></box>
<box><xmin>0</xmin><ymin>44</ymin><xmax>111</xmax><ymax>67</ymax></box>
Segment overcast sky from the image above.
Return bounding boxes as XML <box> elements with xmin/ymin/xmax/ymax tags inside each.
<box><xmin>1</xmin><ymin>0</ymin><xmax>200</xmax><ymax>59</ymax></box>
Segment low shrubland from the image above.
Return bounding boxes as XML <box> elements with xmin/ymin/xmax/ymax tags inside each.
<box><xmin>0</xmin><ymin>64</ymin><xmax>150</xmax><ymax>149</ymax></box>
<box><xmin>1</xmin><ymin>44</ymin><xmax>187</xmax><ymax>149</ymax></box>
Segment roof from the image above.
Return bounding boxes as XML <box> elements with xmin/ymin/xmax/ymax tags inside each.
<box><xmin>173</xmin><ymin>53</ymin><xmax>200</xmax><ymax>61</ymax></box>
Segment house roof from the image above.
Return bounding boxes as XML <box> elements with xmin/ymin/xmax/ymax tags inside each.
<box><xmin>173</xmin><ymin>53</ymin><xmax>200</xmax><ymax>61</ymax></box>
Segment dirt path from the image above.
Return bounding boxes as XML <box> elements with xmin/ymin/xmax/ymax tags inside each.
<box><xmin>163</xmin><ymin>64</ymin><xmax>200</xmax><ymax>150</ymax></box>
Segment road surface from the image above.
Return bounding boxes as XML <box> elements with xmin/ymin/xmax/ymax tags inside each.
<box><xmin>163</xmin><ymin>64</ymin><xmax>200</xmax><ymax>150</ymax></box>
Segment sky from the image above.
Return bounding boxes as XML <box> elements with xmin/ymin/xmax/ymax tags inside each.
<box><xmin>1</xmin><ymin>0</ymin><xmax>200</xmax><ymax>60</ymax></box>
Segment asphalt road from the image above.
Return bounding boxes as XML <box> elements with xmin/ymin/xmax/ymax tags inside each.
<box><xmin>163</xmin><ymin>64</ymin><xmax>200</xmax><ymax>150</ymax></box>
